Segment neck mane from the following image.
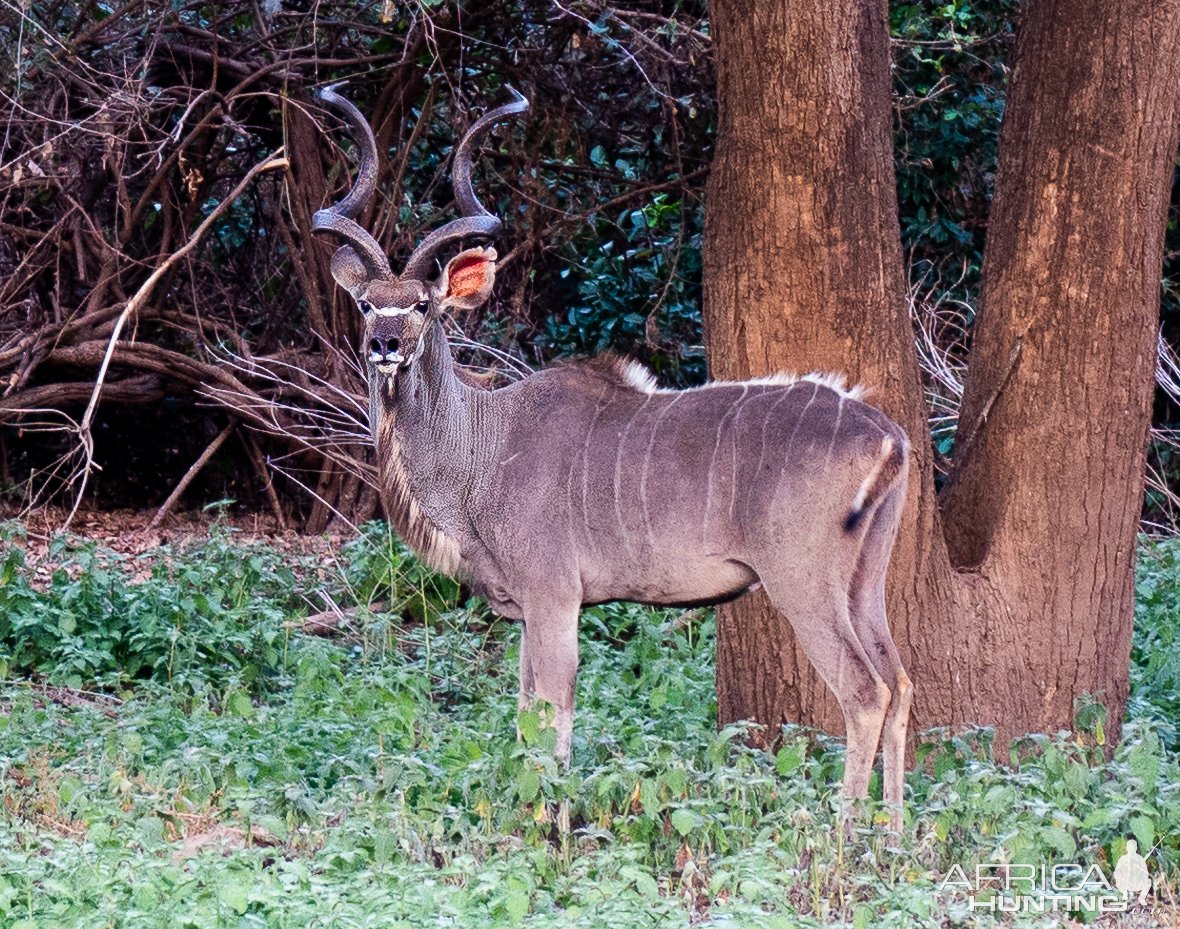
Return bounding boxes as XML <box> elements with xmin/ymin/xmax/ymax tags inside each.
<box><xmin>370</xmin><ymin>320</ymin><xmax>481</xmax><ymax>575</ymax></box>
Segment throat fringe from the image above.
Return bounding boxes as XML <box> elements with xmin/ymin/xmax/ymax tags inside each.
<box><xmin>374</xmin><ymin>411</ymin><xmax>462</xmax><ymax>575</ymax></box>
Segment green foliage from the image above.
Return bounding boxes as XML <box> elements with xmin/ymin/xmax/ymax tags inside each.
<box><xmin>0</xmin><ymin>524</ymin><xmax>300</xmax><ymax>692</ymax></box>
<box><xmin>911</xmin><ymin>723</ymin><xmax>1179</xmax><ymax>876</ymax></box>
<box><xmin>1</xmin><ymin>528</ymin><xmax>1178</xmax><ymax>926</ymax></box>
<box><xmin>340</xmin><ymin>521</ymin><xmax>463</xmax><ymax>620</ymax></box>
<box><xmin>891</xmin><ymin>0</ymin><xmax>1018</xmax><ymax>302</ymax></box>
<box><xmin>544</xmin><ymin>193</ymin><xmax>706</xmax><ymax>388</ymax></box>
<box><xmin>1132</xmin><ymin>538</ymin><xmax>1180</xmax><ymax>750</ymax></box>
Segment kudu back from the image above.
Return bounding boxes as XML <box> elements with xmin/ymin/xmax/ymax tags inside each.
<box><xmin>310</xmin><ymin>84</ymin><xmax>914</xmax><ymax>829</ymax></box>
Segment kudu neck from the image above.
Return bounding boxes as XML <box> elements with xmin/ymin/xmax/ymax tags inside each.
<box><xmin>370</xmin><ymin>317</ymin><xmax>483</xmax><ymax>577</ymax></box>
<box><xmin>381</xmin><ymin>317</ymin><xmax>489</xmax><ymax>447</ymax></box>
<box><xmin>408</xmin><ymin>317</ymin><xmax>467</xmax><ymax>409</ymax></box>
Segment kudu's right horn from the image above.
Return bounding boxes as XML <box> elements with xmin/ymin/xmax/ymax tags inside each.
<box><xmin>311</xmin><ymin>82</ymin><xmax>392</xmax><ymax>280</ymax></box>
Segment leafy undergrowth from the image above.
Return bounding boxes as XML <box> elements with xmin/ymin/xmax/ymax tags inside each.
<box><xmin>1133</xmin><ymin>540</ymin><xmax>1180</xmax><ymax>752</ymax></box>
<box><xmin>0</xmin><ymin>522</ymin><xmax>1177</xmax><ymax>928</ymax></box>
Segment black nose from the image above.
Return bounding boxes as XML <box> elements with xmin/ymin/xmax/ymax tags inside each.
<box><xmin>368</xmin><ymin>337</ymin><xmax>401</xmax><ymax>361</ymax></box>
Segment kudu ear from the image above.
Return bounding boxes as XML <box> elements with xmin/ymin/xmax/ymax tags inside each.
<box><xmin>329</xmin><ymin>246</ymin><xmax>369</xmax><ymax>297</ymax></box>
<box><xmin>435</xmin><ymin>247</ymin><xmax>497</xmax><ymax>310</ymax></box>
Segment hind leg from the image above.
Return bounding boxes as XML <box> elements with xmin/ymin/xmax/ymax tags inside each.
<box><xmin>847</xmin><ymin>489</ymin><xmax>911</xmax><ymax>831</ymax></box>
<box><xmin>759</xmin><ymin>571</ymin><xmax>892</xmax><ymax>804</ymax></box>
<box><xmin>848</xmin><ymin>574</ymin><xmax>911</xmax><ymax>830</ymax></box>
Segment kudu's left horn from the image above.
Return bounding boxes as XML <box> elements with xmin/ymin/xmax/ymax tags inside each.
<box><xmin>401</xmin><ymin>86</ymin><xmax>529</xmax><ymax>281</ymax></box>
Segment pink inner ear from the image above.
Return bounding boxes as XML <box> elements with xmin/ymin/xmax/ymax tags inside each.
<box><xmin>447</xmin><ymin>257</ymin><xmax>491</xmax><ymax>299</ymax></box>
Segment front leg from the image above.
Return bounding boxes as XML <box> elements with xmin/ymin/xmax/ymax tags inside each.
<box><xmin>517</xmin><ymin>622</ymin><xmax>535</xmax><ymax>715</ymax></box>
<box><xmin>520</xmin><ymin>604</ymin><xmax>580</xmax><ymax>765</ymax></box>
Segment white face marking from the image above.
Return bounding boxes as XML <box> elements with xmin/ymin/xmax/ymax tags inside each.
<box><xmin>373</xmin><ymin>306</ymin><xmax>415</xmax><ymax>317</ymax></box>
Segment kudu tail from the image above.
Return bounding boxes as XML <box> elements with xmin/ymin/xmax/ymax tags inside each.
<box><xmin>843</xmin><ymin>435</ymin><xmax>907</xmax><ymax>532</ymax></box>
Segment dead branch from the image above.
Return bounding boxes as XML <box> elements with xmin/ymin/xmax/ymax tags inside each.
<box><xmin>148</xmin><ymin>421</ymin><xmax>236</xmax><ymax>528</ymax></box>
<box><xmin>285</xmin><ymin>601</ymin><xmax>389</xmax><ymax>637</ymax></box>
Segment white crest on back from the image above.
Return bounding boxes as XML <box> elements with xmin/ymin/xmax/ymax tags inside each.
<box><xmin>709</xmin><ymin>370</ymin><xmax>866</xmax><ymax>399</ymax></box>
<box><xmin>616</xmin><ymin>358</ymin><xmax>659</xmax><ymax>393</ymax></box>
<box><xmin>798</xmin><ymin>372</ymin><xmax>868</xmax><ymax>400</ymax></box>
<box><xmin>611</xmin><ymin>357</ymin><xmax>867</xmax><ymax>401</ymax></box>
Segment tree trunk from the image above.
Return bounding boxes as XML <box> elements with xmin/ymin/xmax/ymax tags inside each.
<box><xmin>703</xmin><ymin>0</ymin><xmax>1180</xmax><ymax>749</ymax></box>
<box><xmin>704</xmin><ymin>0</ymin><xmax>935</xmax><ymax>741</ymax></box>
<box><xmin>936</xmin><ymin>0</ymin><xmax>1180</xmax><ymax>739</ymax></box>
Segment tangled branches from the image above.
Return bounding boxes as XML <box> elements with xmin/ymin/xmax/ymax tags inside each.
<box><xmin>5</xmin><ymin>1</ymin><xmax>1174</xmax><ymax>532</ymax></box>
<box><xmin>0</xmin><ymin>0</ymin><xmax>711</xmax><ymax>528</ymax></box>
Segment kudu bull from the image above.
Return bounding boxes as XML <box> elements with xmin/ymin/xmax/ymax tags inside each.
<box><xmin>311</xmin><ymin>85</ymin><xmax>913</xmax><ymax>828</ymax></box>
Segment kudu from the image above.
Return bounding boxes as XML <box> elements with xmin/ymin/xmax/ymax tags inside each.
<box><xmin>311</xmin><ymin>84</ymin><xmax>914</xmax><ymax>828</ymax></box>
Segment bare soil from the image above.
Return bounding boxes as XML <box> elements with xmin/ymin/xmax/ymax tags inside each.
<box><xmin>1</xmin><ymin>505</ymin><xmax>351</xmax><ymax>578</ymax></box>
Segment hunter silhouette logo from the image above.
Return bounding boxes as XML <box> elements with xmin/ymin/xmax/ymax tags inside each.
<box><xmin>1112</xmin><ymin>841</ymin><xmax>1152</xmax><ymax>905</ymax></box>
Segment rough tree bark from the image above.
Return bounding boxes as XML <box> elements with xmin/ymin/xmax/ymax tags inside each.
<box><xmin>703</xmin><ymin>0</ymin><xmax>1180</xmax><ymax>749</ymax></box>
<box><xmin>703</xmin><ymin>0</ymin><xmax>934</xmax><ymax>739</ymax></box>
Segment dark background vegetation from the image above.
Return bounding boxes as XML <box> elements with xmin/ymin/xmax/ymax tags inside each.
<box><xmin>3</xmin><ymin>6</ymin><xmax>1180</xmax><ymax>920</ymax></box>
<box><xmin>0</xmin><ymin>0</ymin><xmax>1177</xmax><ymax>528</ymax></box>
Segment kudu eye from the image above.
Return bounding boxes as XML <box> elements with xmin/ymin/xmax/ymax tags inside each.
<box><xmin>416</xmin><ymin>299</ymin><xmax>429</xmax><ymax>313</ymax></box>
<box><xmin>358</xmin><ymin>299</ymin><xmax>373</xmax><ymax>315</ymax></box>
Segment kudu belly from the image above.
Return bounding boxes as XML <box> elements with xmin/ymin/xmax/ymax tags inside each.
<box><xmin>564</xmin><ymin>389</ymin><xmax>846</xmax><ymax>606</ymax></box>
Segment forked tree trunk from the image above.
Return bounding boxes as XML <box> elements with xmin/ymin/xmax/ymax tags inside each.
<box><xmin>703</xmin><ymin>0</ymin><xmax>1180</xmax><ymax>749</ymax></box>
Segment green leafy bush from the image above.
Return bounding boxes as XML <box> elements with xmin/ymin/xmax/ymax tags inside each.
<box><xmin>891</xmin><ymin>0</ymin><xmax>1017</xmax><ymax>303</ymax></box>
<box><xmin>1133</xmin><ymin>538</ymin><xmax>1180</xmax><ymax>750</ymax></box>
<box><xmin>544</xmin><ymin>195</ymin><xmax>706</xmax><ymax>387</ymax></box>
<box><xmin>0</xmin><ymin>524</ymin><xmax>299</xmax><ymax>692</ymax></box>
<box><xmin>339</xmin><ymin>521</ymin><xmax>463</xmax><ymax>620</ymax></box>
<box><xmin>1</xmin><ymin>529</ymin><xmax>1178</xmax><ymax>927</ymax></box>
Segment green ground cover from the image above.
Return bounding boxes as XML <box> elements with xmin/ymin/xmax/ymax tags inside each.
<box><xmin>0</xmin><ymin>522</ymin><xmax>1177</xmax><ymax>927</ymax></box>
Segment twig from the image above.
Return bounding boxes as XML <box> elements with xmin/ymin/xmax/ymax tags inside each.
<box><xmin>63</xmin><ymin>150</ymin><xmax>288</xmax><ymax>530</ymax></box>
<box><xmin>149</xmin><ymin>422</ymin><xmax>236</xmax><ymax>528</ymax></box>
<box><xmin>11</xmin><ymin>680</ymin><xmax>124</xmax><ymax>718</ymax></box>
<box><xmin>286</xmin><ymin>601</ymin><xmax>389</xmax><ymax>636</ymax></box>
